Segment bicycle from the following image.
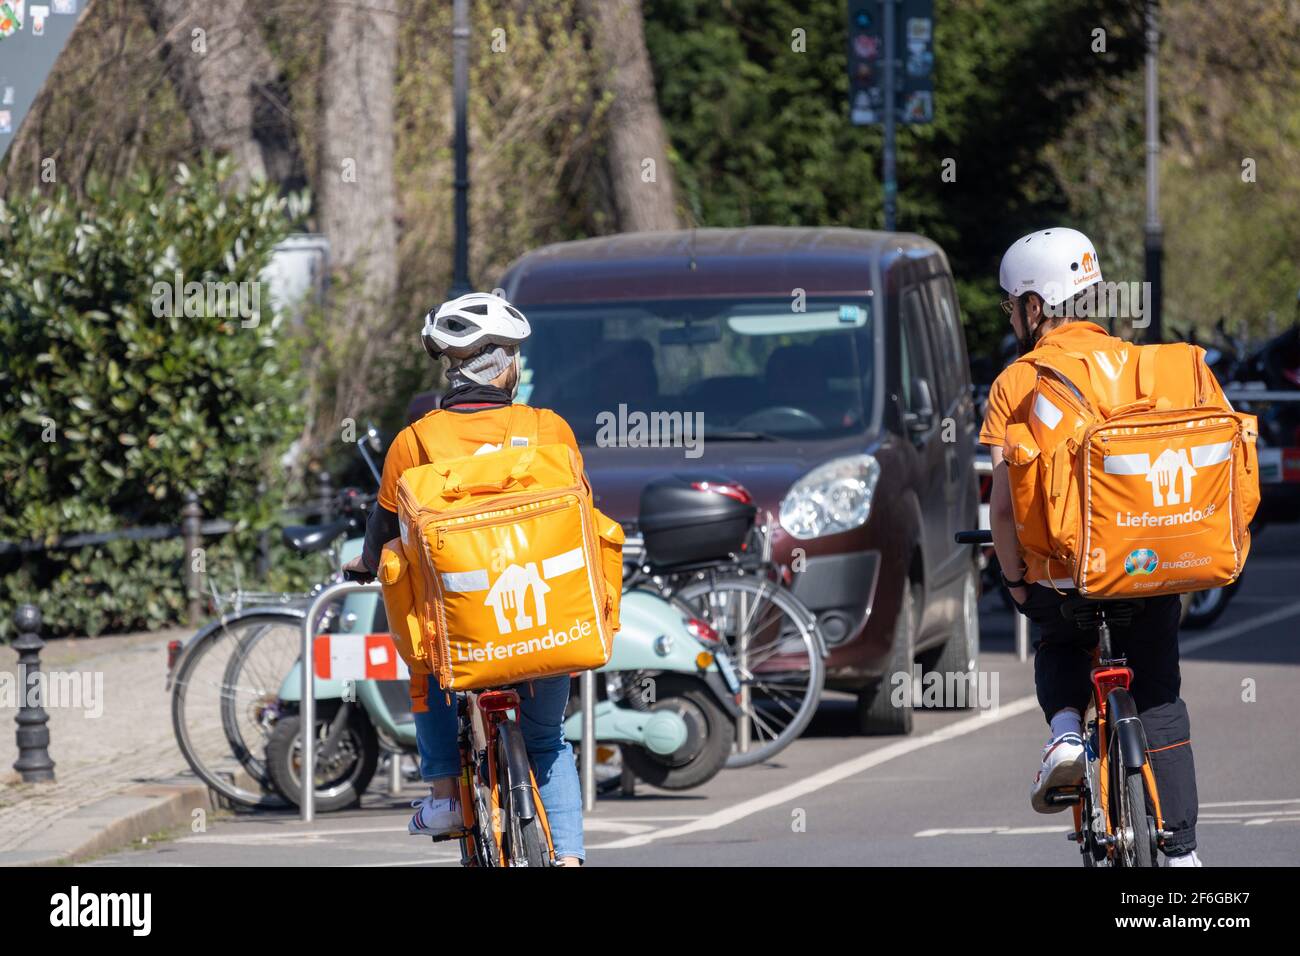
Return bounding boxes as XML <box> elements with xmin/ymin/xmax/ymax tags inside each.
<box><xmin>338</xmin><ymin>570</ymin><xmax>554</xmax><ymax>867</ymax></box>
<box><xmin>624</xmin><ymin>512</ymin><xmax>827</xmax><ymax>769</ymax></box>
<box><xmin>955</xmin><ymin>530</ymin><xmax>1169</xmax><ymax>867</ymax></box>
<box><xmin>447</xmin><ymin>687</ymin><xmax>555</xmax><ymax>867</ymax></box>
<box><xmin>168</xmin><ymin>488</ymin><xmax>375</xmax><ymax>808</ymax></box>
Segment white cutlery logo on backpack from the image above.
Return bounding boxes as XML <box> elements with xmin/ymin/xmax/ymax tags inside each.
<box><xmin>441</xmin><ymin>546</ymin><xmax>588</xmax><ymax>636</ymax></box>
<box><xmin>1104</xmin><ymin>442</ymin><xmax>1231</xmax><ymax>509</ymax></box>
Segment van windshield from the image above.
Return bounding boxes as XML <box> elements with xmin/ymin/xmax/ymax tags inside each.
<box><xmin>518</xmin><ymin>298</ymin><xmax>875</xmax><ymax>442</ymax></box>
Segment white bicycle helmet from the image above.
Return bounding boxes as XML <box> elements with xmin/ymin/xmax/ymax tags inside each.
<box><xmin>999</xmin><ymin>227</ymin><xmax>1103</xmax><ymax>309</ymax></box>
<box><xmin>420</xmin><ymin>292</ymin><xmax>531</xmax><ymax>359</ymax></box>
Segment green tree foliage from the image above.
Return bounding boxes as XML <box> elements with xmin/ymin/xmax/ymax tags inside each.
<box><xmin>0</xmin><ymin>158</ymin><xmax>318</xmax><ymax>636</ymax></box>
<box><xmin>644</xmin><ymin>0</ymin><xmax>1146</xmax><ymax>356</ymax></box>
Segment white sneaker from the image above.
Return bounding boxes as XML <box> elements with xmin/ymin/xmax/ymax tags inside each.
<box><xmin>1030</xmin><ymin>733</ymin><xmax>1085</xmax><ymax>814</ymax></box>
<box><xmin>407</xmin><ymin>794</ymin><xmax>461</xmax><ymax>836</ymax></box>
<box><xmin>1164</xmin><ymin>850</ymin><xmax>1203</xmax><ymax>867</ymax></box>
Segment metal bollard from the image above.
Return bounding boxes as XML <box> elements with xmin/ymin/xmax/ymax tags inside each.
<box><xmin>299</xmin><ymin>581</ymin><xmax>382</xmax><ymax>822</ymax></box>
<box><xmin>580</xmin><ymin>670</ymin><xmax>596</xmax><ymax>811</ymax></box>
<box><xmin>388</xmin><ymin>748</ymin><xmax>403</xmax><ymax>797</ymax></box>
<box><xmin>12</xmin><ymin>605</ymin><xmax>55</xmax><ymax>783</ymax></box>
<box><xmin>1015</xmin><ymin>608</ymin><xmax>1030</xmax><ymax>663</ymax></box>
<box><xmin>181</xmin><ymin>492</ymin><xmax>204</xmax><ymax>626</ymax></box>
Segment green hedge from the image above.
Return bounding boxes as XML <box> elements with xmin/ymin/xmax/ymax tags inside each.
<box><xmin>0</xmin><ymin>158</ymin><xmax>317</xmax><ymax>637</ymax></box>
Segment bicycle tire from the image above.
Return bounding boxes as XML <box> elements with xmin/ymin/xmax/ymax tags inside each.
<box><xmin>674</xmin><ymin>575</ymin><xmax>825</xmax><ymax>768</ymax></box>
<box><xmin>170</xmin><ymin>611</ymin><xmax>301</xmax><ymax>808</ymax></box>
<box><xmin>496</xmin><ymin>722</ymin><xmax>550</xmax><ymax>866</ymax></box>
<box><xmin>1108</xmin><ymin>730</ymin><xmax>1157</xmax><ymax>868</ymax></box>
<box><xmin>471</xmin><ymin>780</ymin><xmax>502</xmax><ymax>868</ymax></box>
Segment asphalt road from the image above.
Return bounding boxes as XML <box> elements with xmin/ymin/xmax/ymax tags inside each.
<box><xmin>89</xmin><ymin>526</ymin><xmax>1300</xmax><ymax>868</ymax></box>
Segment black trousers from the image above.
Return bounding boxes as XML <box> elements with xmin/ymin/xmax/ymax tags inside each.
<box><xmin>1016</xmin><ymin>587</ymin><xmax>1198</xmax><ymax>854</ymax></box>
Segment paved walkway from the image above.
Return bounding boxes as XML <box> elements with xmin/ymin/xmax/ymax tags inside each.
<box><xmin>0</xmin><ymin>626</ymin><xmax>194</xmax><ymax>857</ymax></box>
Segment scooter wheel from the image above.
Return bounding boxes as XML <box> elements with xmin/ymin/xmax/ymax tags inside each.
<box><xmin>266</xmin><ymin>707</ymin><xmax>379</xmax><ymax>812</ymax></box>
<box><xmin>621</xmin><ymin>675</ymin><xmax>732</xmax><ymax>790</ymax></box>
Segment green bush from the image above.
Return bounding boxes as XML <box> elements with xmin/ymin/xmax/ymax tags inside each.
<box><xmin>0</xmin><ymin>157</ymin><xmax>316</xmax><ymax>637</ymax></box>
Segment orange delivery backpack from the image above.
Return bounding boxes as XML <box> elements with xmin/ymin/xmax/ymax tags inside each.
<box><xmin>376</xmin><ymin>405</ymin><xmax>624</xmax><ymax>700</ymax></box>
<box><xmin>1003</xmin><ymin>337</ymin><xmax>1260</xmax><ymax>598</ymax></box>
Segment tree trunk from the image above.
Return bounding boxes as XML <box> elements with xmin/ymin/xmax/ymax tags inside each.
<box><xmin>141</xmin><ymin>0</ymin><xmax>301</xmax><ymax>192</ymax></box>
<box><xmin>578</xmin><ymin>0</ymin><xmax>681</xmax><ymax>232</ymax></box>
<box><xmin>316</xmin><ymin>0</ymin><xmax>400</xmax><ymax>415</ymax></box>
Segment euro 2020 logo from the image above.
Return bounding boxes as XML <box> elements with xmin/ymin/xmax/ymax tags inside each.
<box><xmin>1124</xmin><ymin>548</ymin><xmax>1159</xmax><ymax>576</ymax></box>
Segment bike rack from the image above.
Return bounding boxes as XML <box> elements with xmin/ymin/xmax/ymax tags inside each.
<box><xmin>299</xmin><ymin>581</ymin><xmax>383</xmax><ymax>823</ymax></box>
<box><xmin>298</xmin><ymin>579</ymin><xmax>601</xmax><ymax>821</ymax></box>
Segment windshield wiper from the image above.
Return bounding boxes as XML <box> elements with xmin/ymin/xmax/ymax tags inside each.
<box><xmin>703</xmin><ymin>429</ymin><xmax>782</xmax><ymax>441</ymax></box>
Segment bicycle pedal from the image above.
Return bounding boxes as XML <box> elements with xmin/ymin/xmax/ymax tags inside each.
<box><xmin>1045</xmin><ymin>786</ymin><xmax>1083</xmax><ymax>806</ymax></box>
<box><xmin>428</xmin><ymin>829</ymin><xmax>471</xmax><ymax>844</ymax></box>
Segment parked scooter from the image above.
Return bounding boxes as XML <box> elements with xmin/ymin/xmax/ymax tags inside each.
<box><xmin>267</xmin><ymin>535</ymin><xmax>738</xmax><ymax>807</ymax></box>
<box><xmin>265</xmin><ymin>427</ymin><xmax>738</xmax><ymax>809</ymax></box>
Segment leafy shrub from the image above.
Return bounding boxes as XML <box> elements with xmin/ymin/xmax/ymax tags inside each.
<box><xmin>0</xmin><ymin>157</ymin><xmax>315</xmax><ymax>637</ymax></box>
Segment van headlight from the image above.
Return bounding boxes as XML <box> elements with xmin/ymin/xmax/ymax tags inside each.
<box><xmin>779</xmin><ymin>454</ymin><xmax>881</xmax><ymax>540</ymax></box>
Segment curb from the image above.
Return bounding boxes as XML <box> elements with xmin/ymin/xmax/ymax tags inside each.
<box><xmin>0</xmin><ymin>781</ymin><xmax>213</xmax><ymax>867</ymax></box>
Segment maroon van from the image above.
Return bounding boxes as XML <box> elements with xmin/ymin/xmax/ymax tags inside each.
<box><xmin>499</xmin><ymin>227</ymin><xmax>980</xmax><ymax>734</ymax></box>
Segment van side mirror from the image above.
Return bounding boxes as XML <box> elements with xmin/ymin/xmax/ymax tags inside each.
<box><xmin>904</xmin><ymin>378</ymin><xmax>935</xmax><ymax>435</ymax></box>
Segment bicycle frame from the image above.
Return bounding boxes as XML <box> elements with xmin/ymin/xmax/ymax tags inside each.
<box><xmin>455</xmin><ymin>689</ymin><xmax>555</xmax><ymax>867</ymax></box>
<box><xmin>1070</xmin><ymin>614</ymin><xmax>1167</xmax><ymax>865</ymax></box>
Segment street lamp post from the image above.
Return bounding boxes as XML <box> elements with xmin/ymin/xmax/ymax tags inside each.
<box><xmin>882</xmin><ymin>0</ymin><xmax>898</xmax><ymax>232</ymax></box>
<box><xmin>1143</xmin><ymin>0</ymin><xmax>1163</xmax><ymax>343</ymax></box>
<box><xmin>450</xmin><ymin>0</ymin><xmax>472</xmax><ymax>297</ymax></box>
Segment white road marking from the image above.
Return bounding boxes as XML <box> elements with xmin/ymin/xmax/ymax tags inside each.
<box><xmin>181</xmin><ymin>825</ymin><xmax>405</xmax><ymax>845</ymax></box>
<box><xmin>581</xmin><ymin>819</ymin><xmax>664</xmax><ymax>835</ymax></box>
<box><xmin>915</xmin><ymin>825</ymin><xmax>1067</xmax><ymax>837</ymax></box>
<box><xmin>1181</xmin><ymin>598</ymin><xmax>1300</xmax><ymax>654</ymax></box>
<box><xmin>1201</xmin><ymin>798</ymin><xmax>1300</xmax><ymax>808</ymax></box>
<box><xmin>593</xmin><ymin>695</ymin><xmax>1041</xmax><ymax>850</ymax></box>
<box><xmin>346</xmin><ymin>855</ymin><xmax>463</xmax><ymax>867</ymax></box>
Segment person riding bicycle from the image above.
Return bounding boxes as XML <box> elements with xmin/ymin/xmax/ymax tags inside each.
<box><xmin>981</xmin><ymin>228</ymin><xmax>1202</xmax><ymax>867</ymax></box>
<box><xmin>344</xmin><ymin>292</ymin><xmax>585</xmax><ymax>867</ymax></box>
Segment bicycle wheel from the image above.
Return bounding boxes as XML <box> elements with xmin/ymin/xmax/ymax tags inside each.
<box><xmin>171</xmin><ymin>611</ymin><xmax>303</xmax><ymax>808</ymax></box>
<box><xmin>496</xmin><ymin>723</ymin><xmax>550</xmax><ymax>866</ymax></box>
<box><xmin>1108</xmin><ymin>732</ymin><xmax>1157</xmax><ymax>868</ymax></box>
<box><xmin>674</xmin><ymin>574</ymin><xmax>825</xmax><ymax>768</ymax></box>
<box><xmin>471</xmin><ymin>780</ymin><xmax>502</xmax><ymax>867</ymax></box>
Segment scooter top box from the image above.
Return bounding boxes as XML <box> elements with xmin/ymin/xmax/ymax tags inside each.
<box><xmin>638</xmin><ymin>474</ymin><xmax>757</xmax><ymax>568</ymax></box>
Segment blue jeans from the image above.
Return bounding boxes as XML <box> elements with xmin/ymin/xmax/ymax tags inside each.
<box><xmin>412</xmin><ymin>674</ymin><xmax>584</xmax><ymax>861</ymax></box>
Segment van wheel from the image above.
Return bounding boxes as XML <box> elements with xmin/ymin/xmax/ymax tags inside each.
<box><xmin>919</xmin><ymin>564</ymin><xmax>980</xmax><ymax>708</ymax></box>
<box><xmin>858</xmin><ymin>584</ymin><xmax>916</xmax><ymax>736</ymax></box>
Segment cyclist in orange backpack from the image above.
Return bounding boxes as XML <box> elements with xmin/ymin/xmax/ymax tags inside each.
<box><xmin>981</xmin><ymin>228</ymin><xmax>1202</xmax><ymax>866</ymax></box>
<box><xmin>344</xmin><ymin>292</ymin><xmax>585</xmax><ymax>866</ymax></box>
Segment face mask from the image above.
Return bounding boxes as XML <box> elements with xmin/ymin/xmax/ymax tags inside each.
<box><xmin>506</xmin><ymin>354</ymin><xmax>522</xmax><ymax>399</ymax></box>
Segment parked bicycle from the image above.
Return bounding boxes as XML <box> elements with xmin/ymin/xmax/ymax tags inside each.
<box><xmin>167</xmin><ymin>485</ymin><xmax>377</xmax><ymax>809</ymax></box>
<box><xmin>624</xmin><ymin>475</ymin><xmax>828</xmax><ymax>768</ymax></box>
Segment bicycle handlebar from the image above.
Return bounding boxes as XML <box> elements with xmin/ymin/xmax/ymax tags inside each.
<box><xmin>955</xmin><ymin>530</ymin><xmax>993</xmax><ymax>545</ymax></box>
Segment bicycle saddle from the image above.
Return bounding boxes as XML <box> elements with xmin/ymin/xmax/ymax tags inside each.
<box><xmin>1058</xmin><ymin>596</ymin><xmax>1141</xmax><ymax>630</ymax></box>
<box><xmin>281</xmin><ymin>517</ymin><xmax>352</xmax><ymax>554</ymax></box>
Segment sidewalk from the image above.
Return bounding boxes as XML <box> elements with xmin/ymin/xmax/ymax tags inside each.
<box><xmin>0</xmin><ymin>626</ymin><xmax>211</xmax><ymax>865</ymax></box>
